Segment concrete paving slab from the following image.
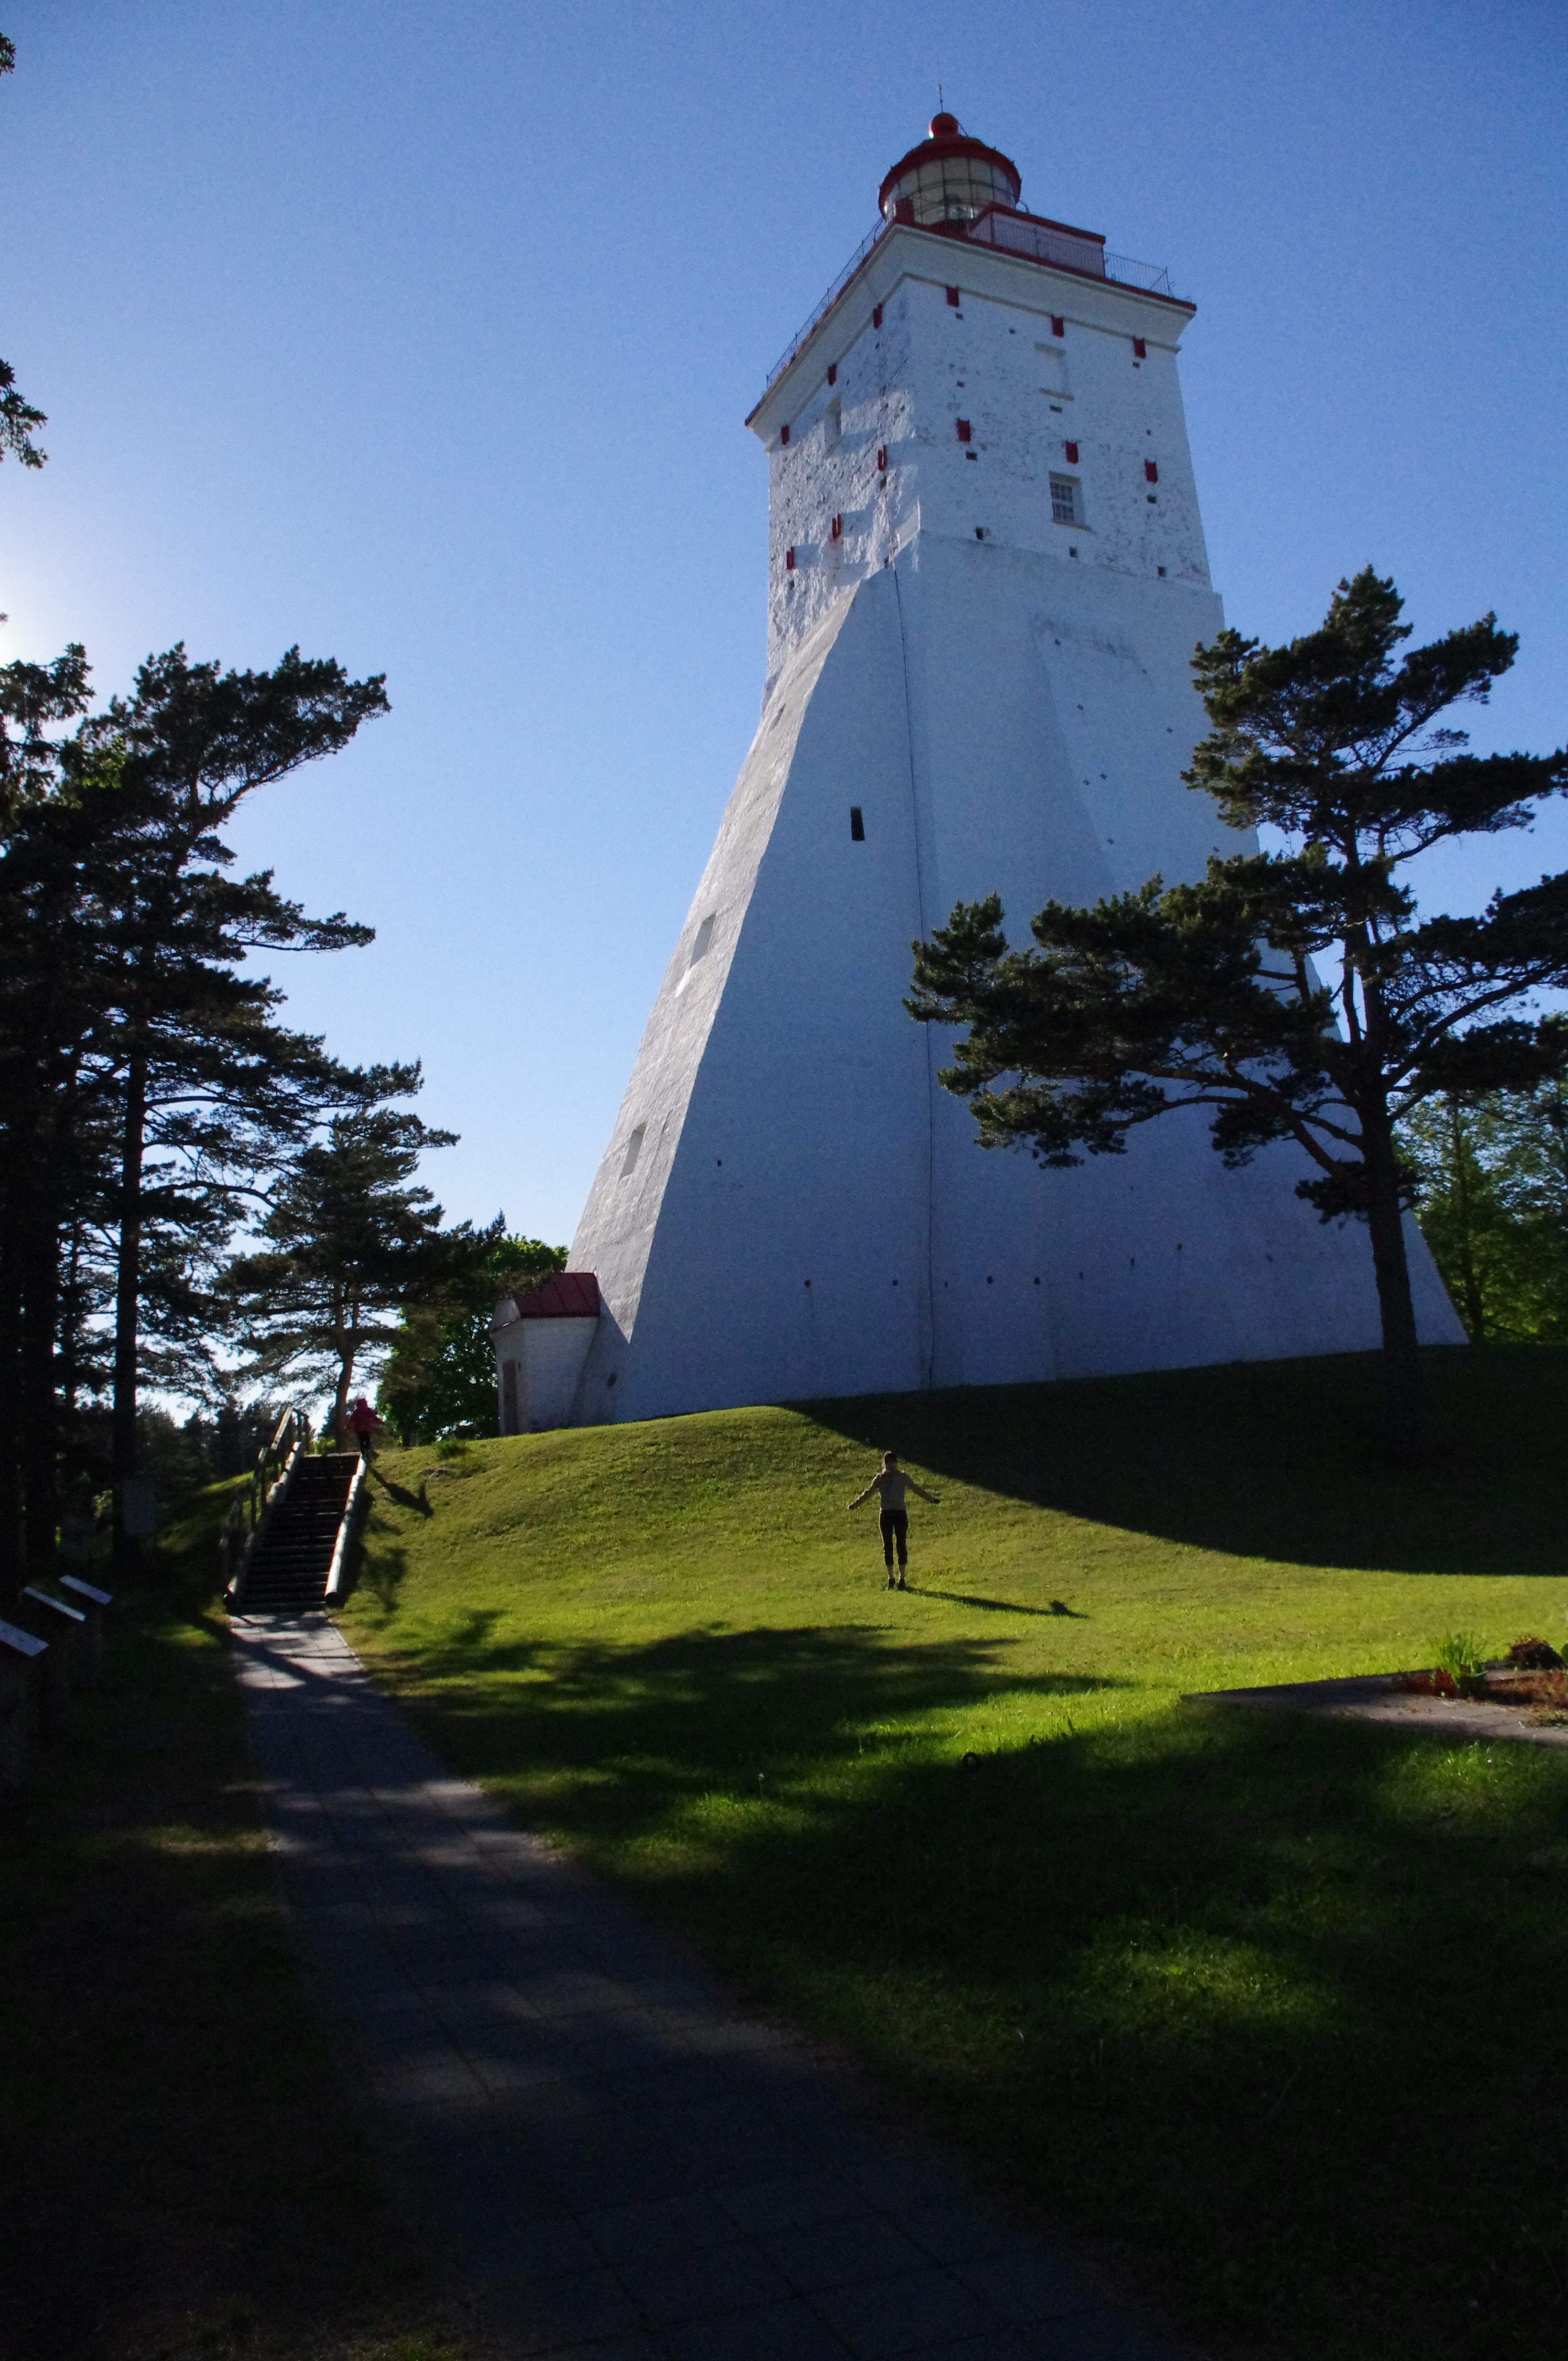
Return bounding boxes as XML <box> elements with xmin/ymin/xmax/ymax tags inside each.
<box><xmin>761</xmin><ymin>2212</ymin><xmax>933</xmax><ymax>2293</ymax></box>
<box><xmin>231</xmin><ymin>1611</ymin><xmax>1199</xmax><ymax>2361</ymax></box>
<box><xmin>665</xmin><ymin>2296</ymin><xmax>853</xmax><ymax>2359</ymax></box>
<box><xmin>956</xmin><ymin>2252</ymin><xmax>1102</xmax><ymax>2322</ymax></box>
<box><xmin>814</xmin><ymin>2264</ymin><xmax>1004</xmax><ymax>2355</ymax></box>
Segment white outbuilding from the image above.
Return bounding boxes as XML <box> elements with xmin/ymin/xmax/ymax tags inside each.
<box><xmin>526</xmin><ymin>115</ymin><xmax>1463</xmax><ymax>1429</ymax></box>
<box><xmin>493</xmin><ymin>1272</ymin><xmax>601</xmax><ymax>1434</ymax></box>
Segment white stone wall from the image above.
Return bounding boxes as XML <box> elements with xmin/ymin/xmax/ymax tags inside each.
<box><xmin>495</xmin><ymin>1314</ymin><xmax>599</xmax><ymax>1433</ymax></box>
<box><xmin>565</xmin><ymin>222</ymin><xmax>1464</xmax><ymax>1427</ymax></box>
<box><xmin>762</xmin><ymin>226</ymin><xmax>1210</xmax><ymax>682</ymax></box>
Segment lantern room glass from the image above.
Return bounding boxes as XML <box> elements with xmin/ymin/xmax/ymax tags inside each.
<box><xmin>880</xmin><ymin>151</ymin><xmax>1019</xmax><ymax>228</ymax></box>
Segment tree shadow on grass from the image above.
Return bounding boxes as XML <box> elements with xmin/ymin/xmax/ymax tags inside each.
<box><xmin>350</xmin><ymin>1514</ymin><xmax>410</xmax><ymax>1613</ymax></box>
<box><xmin>0</xmin><ymin>1593</ymin><xmax>442</xmax><ymax>2361</ymax></box>
<box><xmin>391</xmin><ymin>1613</ymin><xmax>1124</xmax><ymax>1848</ymax></box>
<box><xmin>375</xmin><ymin>1603</ymin><xmax>1568</xmax><ymax>2361</ymax></box>
<box><xmin>803</xmin><ymin>1343</ymin><xmax>1568</xmax><ymax>1578</ymax></box>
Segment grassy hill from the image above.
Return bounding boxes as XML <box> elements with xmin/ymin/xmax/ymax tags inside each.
<box><xmin>344</xmin><ymin>1345</ymin><xmax>1568</xmax><ymax>2361</ymax></box>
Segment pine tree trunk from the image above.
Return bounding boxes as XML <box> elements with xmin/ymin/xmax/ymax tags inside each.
<box><xmin>112</xmin><ymin>1049</ymin><xmax>147</xmax><ymax>1574</ymax></box>
<box><xmin>333</xmin><ymin>1294</ymin><xmax>355</xmax><ymax>1448</ymax></box>
<box><xmin>1363</xmin><ymin>1113</ymin><xmax>1427</xmax><ymax>1460</ymax></box>
<box><xmin>1447</xmin><ymin>1095</ymin><xmax>1487</xmax><ymax>1338</ymax></box>
<box><xmin>18</xmin><ymin>1193</ymin><xmax>60</xmax><ymax>1583</ymax></box>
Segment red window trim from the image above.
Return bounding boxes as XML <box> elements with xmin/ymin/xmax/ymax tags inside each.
<box><xmin>1050</xmin><ymin>315</ymin><xmax>1064</xmax><ymax>338</ymax></box>
<box><xmin>946</xmin><ymin>285</ymin><xmax>961</xmax><ymax>307</ymax></box>
<box><xmin>780</xmin><ymin>422</ymin><xmax>789</xmax><ymax>446</ymax></box>
<box><xmin>1145</xmin><ymin>459</ymin><xmax>1159</xmax><ymax>482</ymax></box>
<box><xmin>876</xmin><ymin>445</ymin><xmax>887</xmax><ymax>471</ymax></box>
<box><xmin>785</xmin><ymin>546</ymin><xmax>796</xmax><ymax>570</ymax></box>
<box><xmin>830</xmin><ymin>513</ymin><xmax>843</xmax><ymax>541</ymax></box>
<box><xmin>1133</xmin><ymin>337</ymin><xmax>1147</xmax><ymax>358</ymax></box>
<box><xmin>956</xmin><ymin>418</ymin><xmax>972</xmax><ymax>443</ymax></box>
<box><xmin>1064</xmin><ymin>440</ymin><xmax>1079</xmax><ymax>464</ymax></box>
<box><xmin>826</xmin><ymin>363</ymin><xmax>836</xmax><ymax>386</ymax></box>
<box><xmin>872</xmin><ymin>303</ymin><xmax>883</xmax><ymax>329</ymax></box>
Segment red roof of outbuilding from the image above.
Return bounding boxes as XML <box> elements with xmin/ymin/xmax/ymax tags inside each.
<box><xmin>511</xmin><ymin>1270</ymin><xmax>600</xmax><ymax>1321</ymax></box>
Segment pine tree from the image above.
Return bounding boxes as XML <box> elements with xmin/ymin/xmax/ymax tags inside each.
<box><xmin>0</xmin><ymin>643</ymin><xmax>389</xmax><ymax>1587</ymax></box>
<box><xmin>1402</xmin><ymin>1084</ymin><xmax>1568</xmax><ymax>1340</ymax></box>
<box><xmin>224</xmin><ymin>1101</ymin><xmax>486</xmax><ymax>1441</ymax></box>
<box><xmin>908</xmin><ymin>570</ymin><xmax>1568</xmax><ymax>1457</ymax></box>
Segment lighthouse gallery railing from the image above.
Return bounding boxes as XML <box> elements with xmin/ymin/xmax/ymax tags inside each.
<box><xmin>758</xmin><ymin>209</ymin><xmax>1178</xmax><ymax>407</ymax></box>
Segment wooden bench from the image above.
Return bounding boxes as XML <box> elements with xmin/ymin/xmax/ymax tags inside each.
<box><xmin>58</xmin><ymin>1575</ymin><xmax>112</xmax><ymax>1689</ymax></box>
<box><xmin>17</xmin><ymin>1588</ymin><xmax>86</xmax><ymax>1737</ymax></box>
<box><xmin>0</xmin><ymin>1617</ymin><xmax>48</xmax><ymax>1789</ymax></box>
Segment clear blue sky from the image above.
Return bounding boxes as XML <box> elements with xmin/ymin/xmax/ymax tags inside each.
<box><xmin>3</xmin><ymin>0</ymin><xmax>1565</xmax><ymax>1249</ymax></box>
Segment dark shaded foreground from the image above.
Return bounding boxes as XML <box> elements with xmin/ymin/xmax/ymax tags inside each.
<box><xmin>0</xmin><ymin>1576</ymin><xmax>463</xmax><ymax>2361</ymax></box>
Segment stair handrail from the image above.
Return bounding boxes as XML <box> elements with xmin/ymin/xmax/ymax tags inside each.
<box><xmin>323</xmin><ymin>1452</ymin><xmax>368</xmax><ymax>1603</ymax></box>
<box><xmin>221</xmin><ymin>1406</ymin><xmax>312</xmax><ymax>1607</ymax></box>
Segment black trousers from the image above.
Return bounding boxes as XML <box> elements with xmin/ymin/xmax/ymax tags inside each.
<box><xmin>879</xmin><ymin>1509</ymin><xmax>908</xmax><ymax>1566</ymax></box>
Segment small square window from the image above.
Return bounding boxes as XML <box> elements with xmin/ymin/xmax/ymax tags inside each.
<box><xmin>1035</xmin><ymin>342</ymin><xmax>1069</xmax><ymax>396</ymax></box>
<box><xmin>1050</xmin><ymin>315</ymin><xmax>1064</xmax><ymax>338</ymax></box>
<box><xmin>1145</xmin><ymin>459</ymin><xmax>1159</xmax><ymax>483</ymax></box>
<box><xmin>946</xmin><ymin>285</ymin><xmax>961</xmax><ymax>307</ymax></box>
<box><xmin>1050</xmin><ymin>475</ymin><xmax>1081</xmax><ymax>525</ymax></box>
<box><xmin>876</xmin><ymin>444</ymin><xmax>887</xmax><ymax>472</ymax></box>
<box><xmin>956</xmin><ymin>418</ymin><xmax>972</xmax><ymax>443</ymax></box>
<box><xmin>824</xmin><ymin>397</ymin><xmax>841</xmax><ymax>449</ymax></box>
<box><xmin>873</xmin><ymin>303</ymin><xmax>883</xmax><ymax>328</ymax></box>
<box><xmin>780</xmin><ymin>422</ymin><xmax>790</xmax><ymax>446</ymax></box>
<box><xmin>850</xmin><ymin>806</ymin><xmax>865</xmax><ymax>841</ymax></box>
<box><xmin>620</xmin><ymin>1124</ymin><xmax>646</xmax><ymax>1179</ymax></box>
<box><xmin>826</xmin><ymin>363</ymin><xmax>836</xmax><ymax>386</ymax></box>
<box><xmin>1133</xmin><ymin>337</ymin><xmax>1147</xmax><ymax>358</ymax></box>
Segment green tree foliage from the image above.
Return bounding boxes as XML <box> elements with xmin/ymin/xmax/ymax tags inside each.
<box><xmin>0</xmin><ymin>642</ymin><xmax>389</xmax><ymax>1588</ymax></box>
<box><xmin>0</xmin><ymin>356</ymin><xmax>46</xmax><ymax>470</ymax></box>
<box><xmin>1401</xmin><ymin>1085</ymin><xmax>1568</xmax><ymax>1340</ymax></box>
<box><xmin>0</xmin><ymin>35</ymin><xmax>47</xmax><ymax>469</ymax></box>
<box><xmin>224</xmin><ymin>1103</ymin><xmax>489</xmax><ymax>1443</ymax></box>
<box><xmin>379</xmin><ymin>1233</ymin><xmax>568</xmax><ymax>1441</ymax></box>
<box><xmin>908</xmin><ymin>570</ymin><xmax>1568</xmax><ymax>1457</ymax></box>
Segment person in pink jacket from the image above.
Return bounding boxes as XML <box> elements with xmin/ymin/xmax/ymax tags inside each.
<box><xmin>849</xmin><ymin>1451</ymin><xmax>939</xmax><ymax>1589</ymax></box>
<box><xmin>345</xmin><ymin>1396</ymin><xmax>382</xmax><ymax>1457</ymax></box>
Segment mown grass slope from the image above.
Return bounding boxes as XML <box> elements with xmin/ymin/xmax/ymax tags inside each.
<box><xmin>343</xmin><ymin>1345</ymin><xmax>1568</xmax><ymax>2361</ymax></box>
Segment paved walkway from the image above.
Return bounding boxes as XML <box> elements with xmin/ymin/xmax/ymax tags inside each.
<box><xmin>233</xmin><ymin>1614</ymin><xmax>1192</xmax><ymax>2361</ymax></box>
<box><xmin>1188</xmin><ymin>1670</ymin><xmax>1568</xmax><ymax>1749</ymax></box>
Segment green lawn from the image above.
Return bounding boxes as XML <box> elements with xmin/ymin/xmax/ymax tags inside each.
<box><xmin>342</xmin><ymin>1345</ymin><xmax>1568</xmax><ymax>2361</ymax></box>
<box><xmin>0</xmin><ymin>1495</ymin><xmax>468</xmax><ymax>2361</ymax></box>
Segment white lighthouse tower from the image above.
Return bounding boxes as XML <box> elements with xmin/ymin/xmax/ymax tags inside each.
<box><xmin>543</xmin><ymin>116</ymin><xmax>1462</xmax><ymax>1429</ymax></box>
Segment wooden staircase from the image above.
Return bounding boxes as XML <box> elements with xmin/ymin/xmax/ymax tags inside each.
<box><xmin>238</xmin><ymin>1453</ymin><xmax>360</xmax><ymax>1614</ymax></box>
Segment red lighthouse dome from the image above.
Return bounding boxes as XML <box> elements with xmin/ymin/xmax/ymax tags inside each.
<box><xmin>878</xmin><ymin>114</ymin><xmax>1022</xmax><ymax>229</ymax></box>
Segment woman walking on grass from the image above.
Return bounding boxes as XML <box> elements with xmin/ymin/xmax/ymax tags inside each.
<box><xmin>850</xmin><ymin>1451</ymin><xmax>939</xmax><ymax>1589</ymax></box>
